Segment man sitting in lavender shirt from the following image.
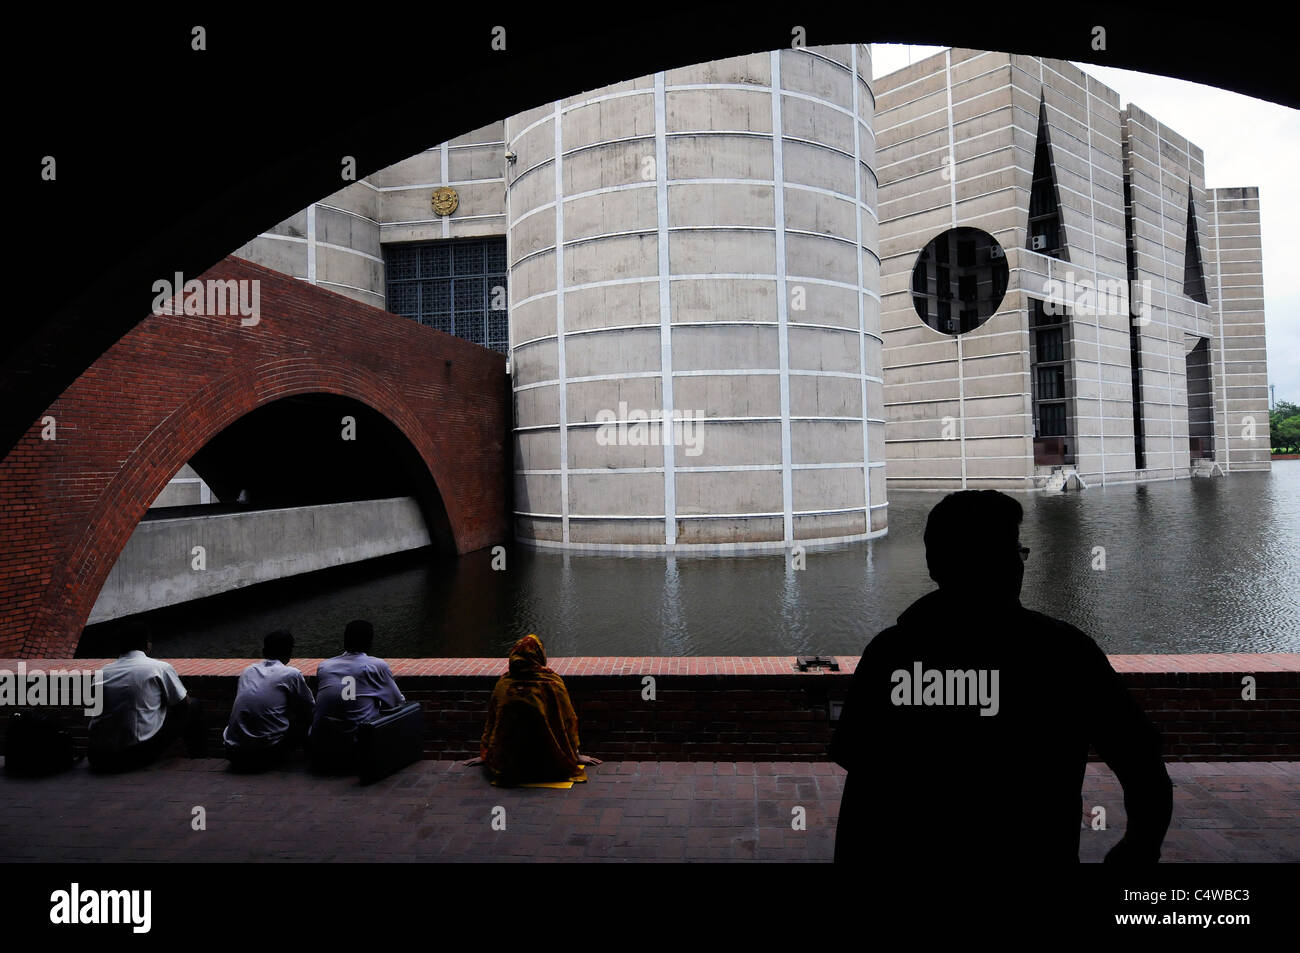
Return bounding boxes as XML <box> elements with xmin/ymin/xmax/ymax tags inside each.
<box><xmin>223</xmin><ymin>629</ymin><xmax>314</xmax><ymax>772</ymax></box>
<box><xmin>309</xmin><ymin>620</ymin><xmax>406</xmax><ymax>773</ymax></box>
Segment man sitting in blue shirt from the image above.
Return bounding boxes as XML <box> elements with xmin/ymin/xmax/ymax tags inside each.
<box><xmin>223</xmin><ymin>629</ymin><xmax>314</xmax><ymax>772</ymax></box>
<box><xmin>309</xmin><ymin>620</ymin><xmax>406</xmax><ymax>772</ymax></box>
<box><xmin>88</xmin><ymin>621</ymin><xmax>206</xmax><ymax>773</ymax></box>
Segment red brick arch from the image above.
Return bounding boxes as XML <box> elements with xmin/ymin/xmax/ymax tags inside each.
<box><xmin>0</xmin><ymin>257</ymin><xmax>508</xmax><ymax>658</ymax></box>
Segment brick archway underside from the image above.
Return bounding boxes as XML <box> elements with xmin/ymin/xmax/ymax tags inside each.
<box><xmin>0</xmin><ymin>257</ymin><xmax>509</xmax><ymax>658</ymax></box>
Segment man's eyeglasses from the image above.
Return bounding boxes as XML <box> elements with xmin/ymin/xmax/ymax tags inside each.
<box><xmin>1018</xmin><ymin>547</ymin><xmax>1031</xmax><ymax>562</ymax></box>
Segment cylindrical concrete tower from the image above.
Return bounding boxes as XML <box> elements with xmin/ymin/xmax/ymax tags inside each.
<box><xmin>506</xmin><ymin>45</ymin><xmax>884</xmax><ymax>551</ymax></box>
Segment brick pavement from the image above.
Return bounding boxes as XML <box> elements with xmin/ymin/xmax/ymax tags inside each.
<box><xmin>0</xmin><ymin>758</ymin><xmax>1294</xmax><ymax>862</ymax></box>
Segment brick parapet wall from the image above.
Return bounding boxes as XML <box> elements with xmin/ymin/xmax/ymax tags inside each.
<box><xmin>2</xmin><ymin>655</ymin><xmax>1296</xmax><ymax>762</ymax></box>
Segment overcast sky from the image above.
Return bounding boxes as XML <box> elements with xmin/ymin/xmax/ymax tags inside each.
<box><xmin>872</xmin><ymin>44</ymin><xmax>1298</xmax><ymax>409</ymax></box>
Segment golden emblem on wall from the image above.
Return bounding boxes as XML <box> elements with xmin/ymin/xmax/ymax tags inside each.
<box><xmin>431</xmin><ymin>186</ymin><xmax>459</xmax><ymax>216</ymax></box>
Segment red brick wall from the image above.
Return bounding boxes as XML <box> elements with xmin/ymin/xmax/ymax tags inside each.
<box><xmin>3</xmin><ymin>655</ymin><xmax>1296</xmax><ymax>762</ymax></box>
<box><xmin>0</xmin><ymin>258</ymin><xmax>509</xmax><ymax>658</ymax></box>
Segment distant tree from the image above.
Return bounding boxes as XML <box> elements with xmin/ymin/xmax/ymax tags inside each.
<box><xmin>1270</xmin><ymin>401</ymin><xmax>1299</xmax><ymax>452</ymax></box>
<box><xmin>1273</xmin><ymin>412</ymin><xmax>1300</xmax><ymax>454</ymax></box>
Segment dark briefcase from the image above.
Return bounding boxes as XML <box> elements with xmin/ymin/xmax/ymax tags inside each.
<box><xmin>356</xmin><ymin>701</ymin><xmax>424</xmax><ymax>784</ymax></box>
<box><xmin>4</xmin><ymin>708</ymin><xmax>79</xmax><ymax>777</ymax></box>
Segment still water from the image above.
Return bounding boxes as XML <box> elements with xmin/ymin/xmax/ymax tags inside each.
<box><xmin>102</xmin><ymin>461</ymin><xmax>1300</xmax><ymax>659</ymax></box>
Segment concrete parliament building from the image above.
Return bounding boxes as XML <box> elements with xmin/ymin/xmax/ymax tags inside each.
<box><xmin>227</xmin><ymin>44</ymin><xmax>1271</xmax><ymax>552</ymax></box>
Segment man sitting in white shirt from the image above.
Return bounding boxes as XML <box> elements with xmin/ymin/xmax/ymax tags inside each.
<box><xmin>87</xmin><ymin>622</ymin><xmax>206</xmax><ymax>773</ymax></box>
<box><xmin>222</xmin><ymin>629</ymin><xmax>314</xmax><ymax>772</ymax></box>
<box><xmin>309</xmin><ymin>620</ymin><xmax>406</xmax><ymax>772</ymax></box>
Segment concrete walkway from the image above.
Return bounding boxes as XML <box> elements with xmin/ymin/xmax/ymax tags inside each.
<box><xmin>1</xmin><ymin>758</ymin><xmax>1295</xmax><ymax>862</ymax></box>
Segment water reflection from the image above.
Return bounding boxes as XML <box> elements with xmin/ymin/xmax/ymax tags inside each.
<box><xmin>93</xmin><ymin>462</ymin><xmax>1300</xmax><ymax>658</ymax></box>
<box><xmin>659</xmin><ymin>557</ymin><xmax>687</xmax><ymax>656</ymax></box>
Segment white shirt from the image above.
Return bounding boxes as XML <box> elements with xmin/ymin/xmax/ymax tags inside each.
<box><xmin>87</xmin><ymin>651</ymin><xmax>187</xmax><ymax>750</ymax></box>
<box><xmin>312</xmin><ymin>652</ymin><xmax>405</xmax><ymax>735</ymax></box>
<box><xmin>223</xmin><ymin>659</ymin><xmax>314</xmax><ymax>750</ymax></box>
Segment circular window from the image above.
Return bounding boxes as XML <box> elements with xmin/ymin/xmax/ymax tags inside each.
<box><xmin>910</xmin><ymin>227</ymin><xmax>1009</xmax><ymax>335</ymax></box>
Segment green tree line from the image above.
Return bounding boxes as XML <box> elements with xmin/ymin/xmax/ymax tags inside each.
<box><xmin>1272</xmin><ymin>400</ymin><xmax>1300</xmax><ymax>453</ymax></box>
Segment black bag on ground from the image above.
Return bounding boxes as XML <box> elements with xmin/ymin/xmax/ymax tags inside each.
<box><xmin>356</xmin><ymin>701</ymin><xmax>424</xmax><ymax>784</ymax></box>
<box><xmin>4</xmin><ymin>708</ymin><xmax>80</xmax><ymax>777</ymax></box>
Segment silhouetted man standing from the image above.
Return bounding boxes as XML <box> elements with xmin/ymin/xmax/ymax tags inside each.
<box><xmin>830</xmin><ymin>490</ymin><xmax>1172</xmax><ymax>864</ymax></box>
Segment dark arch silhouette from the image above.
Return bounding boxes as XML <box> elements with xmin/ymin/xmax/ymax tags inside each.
<box><xmin>7</xmin><ymin>7</ymin><xmax>1295</xmax><ymax>459</ymax></box>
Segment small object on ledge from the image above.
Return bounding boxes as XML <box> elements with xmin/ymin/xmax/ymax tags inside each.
<box><xmin>795</xmin><ymin>655</ymin><xmax>840</xmax><ymax>672</ymax></box>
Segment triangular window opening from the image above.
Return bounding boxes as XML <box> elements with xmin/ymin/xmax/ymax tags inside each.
<box><xmin>1027</xmin><ymin>96</ymin><xmax>1068</xmax><ymax>261</ymax></box>
<box><xmin>1183</xmin><ymin>187</ymin><xmax>1209</xmax><ymax>304</ymax></box>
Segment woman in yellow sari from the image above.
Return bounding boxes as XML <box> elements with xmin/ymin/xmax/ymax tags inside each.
<box><xmin>463</xmin><ymin>634</ymin><xmax>601</xmax><ymax>784</ymax></box>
